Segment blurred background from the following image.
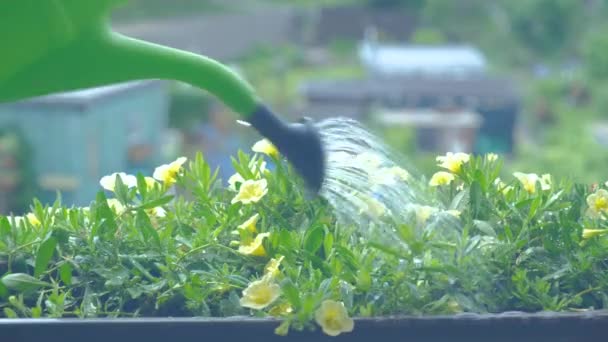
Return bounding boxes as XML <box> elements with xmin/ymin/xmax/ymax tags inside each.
<box><xmin>1</xmin><ymin>0</ymin><xmax>607</xmax><ymax>214</ymax></box>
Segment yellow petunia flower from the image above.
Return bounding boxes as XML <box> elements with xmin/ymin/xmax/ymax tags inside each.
<box><xmin>486</xmin><ymin>153</ymin><xmax>499</xmax><ymax>162</ymax></box>
<box><xmin>144</xmin><ymin>177</ymin><xmax>158</xmax><ymax>190</ymax></box>
<box><xmin>239</xmin><ymin>277</ymin><xmax>281</xmax><ymax>310</ymax></box>
<box><xmin>232</xmin><ymin>179</ymin><xmax>268</xmax><ymax>205</ymax></box>
<box><xmin>445</xmin><ymin>210</ymin><xmax>461</xmax><ymax>218</ymax></box>
<box><xmin>372</xmin><ymin>166</ymin><xmax>410</xmax><ymax>185</ymax></box>
<box><xmin>148</xmin><ymin>206</ymin><xmax>167</xmax><ymax>218</ymax></box>
<box><xmin>540</xmin><ymin>174</ymin><xmax>552</xmax><ymax>191</ymax></box>
<box><xmin>359</xmin><ymin>196</ymin><xmax>388</xmax><ymax>219</ymax></box>
<box><xmin>429</xmin><ymin>171</ymin><xmax>455</xmax><ymax>186</ymax></box>
<box><xmin>99</xmin><ymin>172</ymin><xmax>137</xmax><ymax>192</ymax></box>
<box><xmin>415</xmin><ymin>205</ymin><xmax>437</xmax><ymax>225</ymax></box>
<box><xmin>228</xmin><ymin>173</ymin><xmax>245</xmax><ymax>191</ymax></box>
<box><xmin>238</xmin><ymin>232</ymin><xmax>270</xmax><ymax>257</ymax></box>
<box><xmin>25</xmin><ymin>213</ymin><xmax>41</xmax><ymax>227</ymax></box>
<box><xmin>314</xmin><ymin>300</ymin><xmax>355</xmax><ymax>337</ymax></box>
<box><xmin>586</xmin><ymin>189</ymin><xmax>608</xmax><ymax>218</ymax></box>
<box><xmin>436</xmin><ymin>152</ymin><xmax>470</xmax><ymax>173</ymax></box>
<box><xmin>153</xmin><ymin>156</ymin><xmax>188</xmax><ymax>187</ymax></box>
<box><xmin>269</xmin><ymin>302</ymin><xmax>293</xmax><ymax>317</ymax></box>
<box><xmin>252</xmin><ymin>139</ymin><xmax>280</xmax><ymax>158</ymax></box>
<box><xmin>238</xmin><ymin>214</ymin><xmax>260</xmax><ymax>233</ymax></box>
<box><xmin>513</xmin><ymin>172</ymin><xmax>539</xmax><ymax>194</ymax></box>
<box><xmin>107</xmin><ymin>198</ymin><xmax>126</xmax><ymax>215</ymax></box>
<box><xmin>582</xmin><ymin>228</ymin><xmax>608</xmax><ymax>240</ymax></box>
<box><xmin>354</xmin><ymin>152</ymin><xmax>383</xmax><ymax>171</ymax></box>
<box><xmin>264</xmin><ymin>255</ymin><xmax>285</xmax><ymax>278</ymax></box>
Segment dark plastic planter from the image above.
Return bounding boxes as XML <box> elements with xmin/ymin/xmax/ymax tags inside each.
<box><xmin>1</xmin><ymin>311</ymin><xmax>607</xmax><ymax>342</ymax></box>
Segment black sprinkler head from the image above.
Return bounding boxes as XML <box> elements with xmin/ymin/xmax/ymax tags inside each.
<box><xmin>248</xmin><ymin>106</ymin><xmax>326</xmax><ymax>194</ymax></box>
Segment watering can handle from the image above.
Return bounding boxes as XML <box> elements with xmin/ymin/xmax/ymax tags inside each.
<box><xmin>0</xmin><ymin>29</ymin><xmax>261</xmax><ymax>118</ymax></box>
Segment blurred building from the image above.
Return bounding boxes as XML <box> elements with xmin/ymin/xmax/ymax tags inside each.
<box><xmin>0</xmin><ymin>81</ymin><xmax>169</xmax><ymax>210</ymax></box>
<box><xmin>301</xmin><ymin>42</ymin><xmax>520</xmax><ymax>154</ymax></box>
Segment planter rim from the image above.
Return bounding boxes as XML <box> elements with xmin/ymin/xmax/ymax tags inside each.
<box><xmin>2</xmin><ymin>309</ymin><xmax>608</xmax><ymax>324</ymax></box>
<box><xmin>1</xmin><ymin>310</ymin><xmax>608</xmax><ymax>342</ymax></box>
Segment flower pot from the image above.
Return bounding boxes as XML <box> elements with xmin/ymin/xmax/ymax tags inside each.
<box><xmin>1</xmin><ymin>311</ymin><xmax>607</xmax><ymax>342</ymax></box>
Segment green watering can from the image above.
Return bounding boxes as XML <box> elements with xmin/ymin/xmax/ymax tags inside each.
<box><xmin>0</xmin><ymin>0</ymin><xmax>325</xmax><ymax>193</ymax></box>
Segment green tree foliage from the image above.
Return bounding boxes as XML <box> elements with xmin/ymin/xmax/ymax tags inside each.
<box><xmin>505</xmin><ymin>0</ymin><xmax>581</xmax><ymax>57</ymax></box>
<box><xmin>583</xmin><ymin>26</ymin><xmax>608</xmax><ymax>80</ymax></box>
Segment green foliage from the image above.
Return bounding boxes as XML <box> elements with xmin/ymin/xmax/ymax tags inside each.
<box><xmin>583</xmin><ymin>25</ymin><xmax>608</xmax><ymax>80</ymax></box>
<box><xmin>410</xmin><ymin>28</ymin><xmax>446</xmax><ymax>45</ymax></box>
<box><xmin>504</xmin><ymin>0</ymin><xmax>582</xmax><ymax>57</ymax></box>
<box><xmin>1</xmin><ymin>147</ymin><xmax>608</xmax><ymax>335</ymax></box>
<box><xmin>168</xmin><ymin>83</ymin><xmax>211</xmax><ymax>130</ymax></box>
<box><xmin>0</xmin><ymin>127</ymin><xmax>38</xmax><ymax>215</ymax></box>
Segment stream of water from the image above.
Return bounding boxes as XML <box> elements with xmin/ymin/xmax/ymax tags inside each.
<box><xmin>314</xmin><ymin>117</ymin><xmax>461</xmax><ymax>247</ymax></box>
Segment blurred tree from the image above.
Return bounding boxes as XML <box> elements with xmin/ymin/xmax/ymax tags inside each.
<box><xmin>420</xmin><ymin>0</ymin><xmax>492</xmax><ymax>41</ymax></box>
<box><xmin>410</xmin><ymin>28</ymin><xmax>446</xmax><ymax>44</ymax></box>
<box><xmin>504</xmin><ymin>0</ymin><xmax>582</xmax><ymax>58</ymax></box>
<box><xmin>367</xmin><ymin>0</ymin><xmax>426</xmax><ymax>10</ymax></box>
<box><xmin>582</xmin><ymin>25</ymin><xmax>608</xmax><ymax>80</ymax></box>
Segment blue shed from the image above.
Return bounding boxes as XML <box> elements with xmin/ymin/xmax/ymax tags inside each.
<box><xmin>0</xmin><ymin>80</ymin><xmax>169</xmax><ymax>208</ymax></box>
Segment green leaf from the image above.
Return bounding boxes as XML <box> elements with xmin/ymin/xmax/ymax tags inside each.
<box><xmin>94</xmin><ymin>191</ymin><xmax>118</xmax><ymax>240</ymax></box>
<box><xmin>34</xmin><ymin>236</ymin><xmax>57</xmax><ymax>277</ymax></box>
<box><xmin>138</xmin><ymin>196</ymin><xmax>174</xmax><ymax>210</ymax></box>
<box><xmin>281</xmin><ymin>279</ymin><xmax>301</xmax><ymax>309</ymax></box>
<box><xmin>3</xmin><ymin>307</ymin><xmax>18</xmax><ymax>318</ymax></box>
<box><xmin>136</xmin><ymin>173</ymin><xmax>148</xmax><ymax>199</ymax></box>
<box><xmin>303</xmin><ymin>225</ymin><xmax>324</xmax><ymax>254</ymax></box>
<box><xmin>470</xmin><ymin>181</ymin><xmax>483</xmax><ymax>219</ymax></box>
<box><xmin>323</xmin><ymin>231</ymin><xmax>333</xmax><ymax>257</ymax></box>
<box><xmin>0</xmin><ymin>216</ymin><xmax>11</xmax><ymax>238</ymax></box>
<box><xmin>1</xmin><ymin>273</ymin><xmax>51</xmax><ymax>292</ymax></box>
<box><xmin>113</xmin><ymin>175</ymin><xmax>130</xmax><ymax>204</ymax></box>
<box><xmin>59</xmin><ymin>263</ymin><xmax>73</xmax><ymax>285</ymax></box>
<box><xmin>0</xmin><ymin>281</ymin><xmax>8</xmax><ymax>298</ymax></box>
<box><xmin>543</xmin><ymin>190</ymin><xmax>565</xmax><ymax>210</ymax></box>
<box><xmin>474</xmin><ymin>220</ymin><xmax>496</xmax><ymax>237</ymax></box>
<box><xmin>136</xmin><ymin>210</ymin><xmax>161</xmax><ymax>249</ymax></box>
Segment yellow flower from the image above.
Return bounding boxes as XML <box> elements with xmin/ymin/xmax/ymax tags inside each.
<box><xmin>232</xmin><ymin>179</ymin><xmax>268</xmax><ymax>205</ymax></box>
<box><xmin>582</xmin><ymin>228</ymin><xmax>608</xmax><ymax>240</ymax></box>
<box><xmin>264</xmin><ymin>256</ymin><xmax>285</xmax><ymax>278</ymax></box>
<box><xmin>359</xmin><ymin>196</ymin><xmax>388</xmax><ymax>218</ymax></box>
<box><xmin>415</xmin><ymin>205</ymin><xmax>437</xmax><ymax>225</ymax></box>
<box><xmin>238</xmin><ymin>232</ymin><xmax>270</xmax><ymax>256</ymax></box>
<box><xmin>148</xmin><ymin>206</ymin><xmax>167</xmax><ymax>218</ymax></box>
<box><xmin>99</xmin><ymin>172</ymin><xmax>137</xmax><ymax>192</ymax></box>
<box><xmin>269</xmin><ymin>302</ymin><xmax>293</xmax><ymax>317</ymax></box>
<box><xmin>429</xmin><ymin>171</ymin><xmax>455</xmax><ymax>186</ymax></box>
<box><xmin>445</xmin><ymin>210</ymin><xmax>461</xmax><ymax>218</ymax></box>
<box><xmin>153</xmin><ymin>156</ymin><xmax>188</xmax><ymax>186</ymax></box>
<box><xmin>372</xmin><ymin>166</ymin><xmax>410</xmax><ymax>185</ymax></box>
<box><xmin>252</xmin><ymin>139</ymin><xmax>280</xmax><ymax>158</ymax></box>
<box><xmin>486</xmin><ymin>153</ymin><xmax>499</xmax><ymax>162</ymax></box>
<box><xmin>540</xmin><ymin>174</ymin><xmax>552</xmax><ymax>191</ymax></box>
<box><xmin>354</xmin><ymin>152</ymin><xmax>383</xmax><ymax>170</ymax></box>
<box><xmin>144</xmin><ymin>177</ymin><xmax>158</xmax><ymax>190</ymax></box>
<box><xmin>436</xmin><ymin>152</ymin><xmax>470</xmax><ymax>173</ymax></box>
<box><xmin>586</xmin><ymin>189</ymin><xmax>608</xmax><ymax>218</ymax></box>
<box><xmin>228</xmin><ymin>173</ymin><xmax>245</xmax><ymax>191</ymax></box>
<box><xmin>26</xmin><ymin>213</ymin><xmax>41</xmax><ymax>227</ymax></box>
<box><xmin>314</xmin><ymin>300</ymin><xmax>354</xmax><ymax>337</ymax></box>
<box><xmin>238</xmin><ymin>214</ymin><xmax>260</xmax><ymax>233</ymax></box>
<box><xmin>513</xmin><ymin>172</ymin><xmax>539</xmax><ymax>194</ymax></box>
<box><xmin>107</xmin><ymin>198</ymin><xmax>126</xmax><ymax>215</ymax></box>
<box><xmin>239</xmin><ymin>277</ymin><xmax>281</xmax><ymax>310</ymax></box>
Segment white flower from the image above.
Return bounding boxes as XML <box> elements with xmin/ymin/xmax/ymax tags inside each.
<box><xmin>99</xmin><ymin>172</ymin><xmax>137</xmax><ymax>192</ymax></box>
